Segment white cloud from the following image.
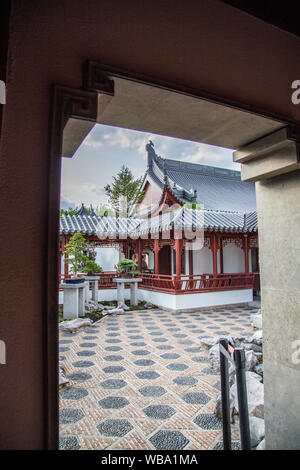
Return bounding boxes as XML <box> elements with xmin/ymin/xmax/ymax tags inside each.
<box><xmin>61</xmin><ymin>158</ymin><xmax>107</xmax><ymax>207</ymax></box>
<box><xmin>180</xmin><ymin>143</ymin><xmax>239</xmax><ymax>170</ymax></box>
<box><xmin>61</xmin><ymin>180</ymin><xmax>106</xmax><ymax>207</ymax></box>
<box><xmin>61</xmin><ymin>124</ymin><xmax>240</xmax><ymax>208</ymax></box>
<box><xmin>82</xmin><ymin>134</ymin><xmax>103</xmax><ymax>148</ymax></box>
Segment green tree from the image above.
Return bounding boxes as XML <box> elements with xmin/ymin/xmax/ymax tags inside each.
<box><xmin>60</xmin><ymin>206</ymin><xmax>78</xmax><ymax>216</ymax></box>
<box><xmin>63</xmin><ymin>233</ymin><xmax>88</xmax><ymax>276</ymax></box>
<box><xmin>104</xmin><ymin>165</ymin><xmax>144</xmax><ymax>216</ymax></box>
<box><xmin>95</xmin><ymin>204</ymin><xmax>115</xmax><ymax>217</ymax></box>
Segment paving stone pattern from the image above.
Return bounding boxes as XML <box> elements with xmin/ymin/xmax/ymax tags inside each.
<box><xmin>59</xmin><ymin>306</ymin><xmax>256</xmax><ymax>450</ymax></box>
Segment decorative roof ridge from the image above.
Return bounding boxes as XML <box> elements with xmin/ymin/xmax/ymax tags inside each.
<box><xmin>161</xmin><ymin>156</ymin><xmax>242</xmax><ymax>180</ymax></box>
<box><xmin>204</xmin><ymin>209</ymin><xmax>244</xmax><ymax>215</ymax></box>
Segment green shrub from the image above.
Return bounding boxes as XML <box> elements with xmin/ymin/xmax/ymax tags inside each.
<box><xmin>82</xmin><ymin>259</ymin><xmax>102</xmax><ymax>275</ymax></box>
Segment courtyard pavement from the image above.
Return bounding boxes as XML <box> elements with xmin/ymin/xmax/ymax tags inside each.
<box><xmin>59</xmin><ymin>305</ymin><xmax>257</xmax><ymax>450</ymax></box>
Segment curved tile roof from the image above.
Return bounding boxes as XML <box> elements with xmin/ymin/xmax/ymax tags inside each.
<box><xmin>60</xmin><ymin>209</ymin><xmax>257</xmax><ymax>237</ymax></box>
<box><xmin>145</xmin><ymin>142</ymin><xmax>256</xmax><ymax>212</ymax></box>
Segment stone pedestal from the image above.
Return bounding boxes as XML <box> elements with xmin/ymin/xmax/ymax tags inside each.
<box><xmin>61</xmin><ymin>283</ymin><xmax>85</xmax><ymax>319</ymax></box>
<box><xmin>84</xmin><ymin>281</ymin><xmax>89</xmax><ymax>301</ymax></box>
<box><xmin>113</xmin><ymin>278</ymin><xmax>142</xmax><ymax>307</ymax></box>
<box><xmin>85</xmin><ymin>275</ymin><xmax>99</xmax><ymax>301</ymax></box>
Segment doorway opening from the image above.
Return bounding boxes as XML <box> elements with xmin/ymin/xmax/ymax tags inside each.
<box><xmin>51</xmin><ymin>62</ymin><xmax>287</xmax><ymax>450</ymax></box>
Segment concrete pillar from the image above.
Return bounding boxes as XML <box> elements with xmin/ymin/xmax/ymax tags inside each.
<box><xmin>116</xmin><ymin>282</ymin><xmax>125</xmax><ymax>304</ymax></box>
<box><xmin>234</xmin><ymin>127</ymin><xmax>300</xmax><ymax>449</ymax></box>
<box><xmin>84</xmin><ymin>281</ymin><xmax>89</xmax><ymax>301</ymax></box>
<box><xmin>85</xmin><ymin>276</ymin><xmax>99</xmax><ymax>301</ymax></box>
<box><xmin>62</xmin><ymin>284</ymin><xmax>85</xmax><ymax>320</ymax></box>
<box><xmin>78</xmin><ymin>286</ymin><xmax>85</xmax><ymax>317</ymax></box>
<box><xmin>130</xmin><ymin>282</ymin><xmax>138</xmax><ymax>306</ymax></box>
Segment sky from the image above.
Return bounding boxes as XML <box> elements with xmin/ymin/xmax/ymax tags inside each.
<box><xmin>60</xmin><ymin>124</ymin><xmax>239</xmax><ymax>210</ymax></box>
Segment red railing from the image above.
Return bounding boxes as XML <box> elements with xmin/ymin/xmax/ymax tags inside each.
<box><xmin>97</xmin><ymin>271</ymin><xmax>119</xmax><ymax>289</ymax></box>
<box><xmin>59</xmin><ymin>271</ymin><xmax>256</xmax><ymax>294</ymax></box>
<box><xmin>139</xmin><ymin>272</ymin><xmax>255</xmax><ymax>294</ymax></box>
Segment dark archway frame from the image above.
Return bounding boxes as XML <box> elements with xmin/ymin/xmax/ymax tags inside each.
<box><xmin>47</xmin><ymin>61</ymin><xmax>295</xmax><ymax>449</ymax></box>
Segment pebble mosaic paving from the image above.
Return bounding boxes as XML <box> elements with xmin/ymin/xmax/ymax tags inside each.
<box><xmin>59</xmin><ymin>306</ymin><xmax>257</xmax><ymax>450</ymax></box>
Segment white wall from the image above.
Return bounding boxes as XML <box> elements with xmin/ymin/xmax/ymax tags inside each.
<box><xmin>192</xmin><ymin>247</ymin><xmax>217</xmax><ymax>274</ymax></box>
<box><xmin>185</xmin><ymin>250</ymin><xmax>189</xmax><ymax>274</ymax></box>
<box><xmin>222</xmin><ymin>242</ymin><xmax>245</xmax><ymax>273</ymax></box>
<box><xmin>144</xmin><ymin>250</ymin><xmax>154</xmax><ymax>270</ymax></box>
<box><xmin>60</xmin><ymin>247</ymin><xmax>120</xmax><ymax>276</ymax></box>
<box><xmin>139</xmin><ymin>288</ymin><xmax>253</xmax><ymax>311</ymax></box>
<box><xmin>95</xmin><ymin>247</ymin><xmax>120</xmax><ymax>272</ymax></box>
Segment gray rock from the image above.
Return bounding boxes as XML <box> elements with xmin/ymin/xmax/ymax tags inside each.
<box><xmin>200</xmin><ymin>337</ymin><xmax>218</xmax><ymax>350</ymax></box>
<box><xmin>255</xmin><ymin>438</ymin><xmax>266</xmax><ymax>450</ymax></box>
<box><xmin>254</xmin><ymin>363</ymin><xmax>264</xmax><ymax>377</ymax></box>
<box><xmin>59</xmin><ymin>368</ymin><xmax>69</xmax><ymax>388</ymax></box>
<box><xmin>59</xmin><ymin>318</ymin><xmax>92</xmax><ymax>333</ymax></box>
<box><xmin>249</xmin><ymin>416</ymin><xmax>265</xmax><ymax>448</ymax></box>
<box><xmin>214</xmin><ymin>387</ymin><xmax>236</xmax><ymax>423</ymax></box>
<box><xmin>117</xmin><ymin>301</ymin><xmax>129</xmax><ymax>310</ymax></box>
<box><xmin>243</xmin><ymin>342</ymin><xmax>263</xmax><ymax>353</ymax></box>
<box><xmin>144</xmin><ymin>301</ymin><xmax>153</xmax><ymax>309</ymax></box>
<box><xmin>250</xmin><ymin>330</ymin><xmax>263</xmax><ymax>346</ymax></box>
<box><xmin>245</xmin><ymin>350</ymin><xmax>258</xmax><ymax>371</ymax></box>
<box><xmin>250</xmin><ymin>313</ymin><xmax>262</xmax><ymax>330</ymax></box>
<box><xmin>105</xmin><ymin>308</ymin><xmax>124</xmax><ymax>315</ymax></box>
<box><xmin>208</xmin><ymin>336</ymin><xmax>250</xmax><ymax>370</ymax></box>
<box><xmin>209</xmin><ymin>344</ymin><xmax>220</xmax><ymax>369</ymax></box>
<box><xmin>84</xmin><ymin>299</ymin><xmax>103</xmax><ymax>314</ymax></box>
<box><xmin>247</xmin><ymin>370</ymin><xmax>263</xmax><ymax>383</ymax></box>
<box><xmin>231</xmin><ymin>371</ymin><xmax>264</xmax><ymax>418</ymax></box>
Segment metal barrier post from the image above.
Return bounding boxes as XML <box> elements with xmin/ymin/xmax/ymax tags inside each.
<box><xmin>234</xmin><ymin>349</ymin><xmax>251</xmax><ymax>450</ymax></box>
<box><xmin>219</xmin><ymin>339</ymin><xmax>232</xmax><ymax>450</ymax></box>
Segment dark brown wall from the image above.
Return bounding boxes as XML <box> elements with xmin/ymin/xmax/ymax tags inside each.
<box><xmin>0</xmin><ymin>0</ymin><xmax>300</xmax><ymax>449</ymax></box>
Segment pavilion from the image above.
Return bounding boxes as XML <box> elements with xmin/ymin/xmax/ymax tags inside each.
<box><xmin>59</xmin><ymin>144</ymin><xmax>259</xmax><ymax>311</ymax></box>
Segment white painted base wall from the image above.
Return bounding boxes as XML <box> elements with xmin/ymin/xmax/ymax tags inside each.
<box><xmin>138</xmin><ymin>288</ymin><xmax>253</xmax><ymax>312</ymax></box>
<box><xmin>59</xmin><ymin>287</ymin><xmax>252</xmax><ymax>310</ymax></box>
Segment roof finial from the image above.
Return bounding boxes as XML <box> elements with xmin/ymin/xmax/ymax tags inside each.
<box><xmin>146</xmin><ymin>140</ymin><xmax>156</xmax><ymax>171</ymax></box>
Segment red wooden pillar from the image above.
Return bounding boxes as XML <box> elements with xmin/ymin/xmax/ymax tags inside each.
<box><xmin>212</xmin><ymin>234</ymin><xmax>218</xmax><ymax>276</ymax></box>
<box><xmin>219</xmin><ymin>237</ymin><xmax>223</xmax><ymax>274</ymax></box>
<box><xmin>137</xmin><ymin>239</ymin><xmax>142</xmax><ymax>272</ymax></box>
<box><xmin>154</xmin><ymin>239</ymin><xmax>160</xmax><ymax>274</ymax></box>
<box><xmin>64</xmin><ymin>236</ymin><xmax>69</xmax><ymax>279</ymax></box>
<box><xmin>174</xmin><ymin>238</ymin><xmax>183</xmax><ymax>277</ymax></box>
<box><xmin>188</xmin><ymin>249</ymin><xmax>193</xmax><ymax>276</ymax></box>
<box><xmin>244</xmin><ymin>234</ymin><xmax>249</xmax><ymax>274</ymax></box>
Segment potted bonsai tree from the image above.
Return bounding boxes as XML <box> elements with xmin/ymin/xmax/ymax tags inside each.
<box><xmin>114</xmin><ymin>258</ymin><xmax>140</xmax><ymax>278</ymax></box>
<box><xmin>63</xmin><ymin>232</ymin><xmax>89</xmax><ymax>283</ymax></box>
<box><xmin>82</xmin><ymin>259</ymin><xmax>102</xmax><ymax>276</ymax></box>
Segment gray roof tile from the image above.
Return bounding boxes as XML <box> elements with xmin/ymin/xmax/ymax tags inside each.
<box><xmin>146</xmin><ymin>144</ymin><xmax>256</xmax><ymax>212</ymax></box>
<box><xmin>60</xmin><ymin>209</ymin><xmax>257</xmax><ymax>237</ymax></box>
